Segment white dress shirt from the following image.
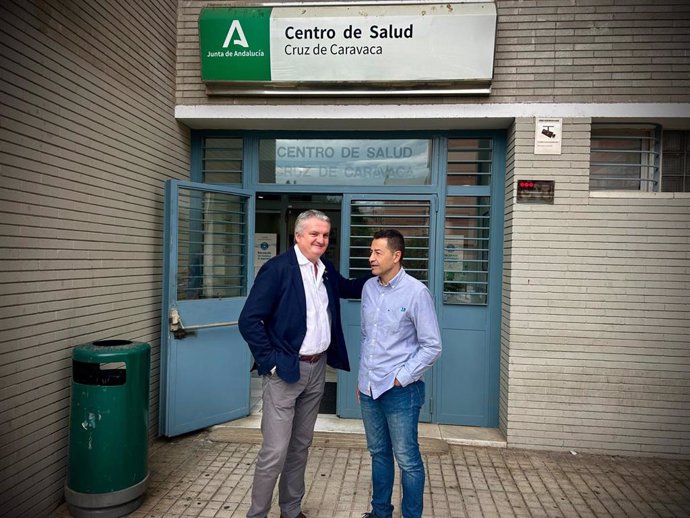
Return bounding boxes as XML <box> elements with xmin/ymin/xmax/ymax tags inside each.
<box><xmin>294</xmin><ymin>245</ymin><xmax>331</xmax><ymax>355</ymax></box>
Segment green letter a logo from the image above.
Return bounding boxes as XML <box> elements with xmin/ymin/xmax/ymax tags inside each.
<box><xmin>199</xmin><ymin>7</ymin><xmax>272</xmax><ymax>82</ymax></box>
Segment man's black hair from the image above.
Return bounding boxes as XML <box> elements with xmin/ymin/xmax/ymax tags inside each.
<box><xmin>373</xmin><ymin>229</ymin><xmax>405</xmax><ymax>262</ymax></box>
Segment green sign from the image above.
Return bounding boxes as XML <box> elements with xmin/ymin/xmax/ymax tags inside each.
<box><xmin>199</xmin><ymin>8</ymin><xmax>272</xmax><ymax>81</ymax></box>
<box><xmin>198</xmin><ymin>3</ymin><xmax>497</xmax><ymax>88</ymax></box>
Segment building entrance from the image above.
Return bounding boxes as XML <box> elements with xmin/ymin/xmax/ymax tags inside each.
<box><xmin>253</xmin><ymin>193</ymin><xmax>343</xmax><ymax>414</ymax></box>
<box><xmin>160</xmin><ymin>132</ymin><xmax>505</xmax><ymax>436</ymax></box>
<box><xmin>252</xmin><ymin>193</ymin><xmax>439</xmax><ymax>420</ymax></box>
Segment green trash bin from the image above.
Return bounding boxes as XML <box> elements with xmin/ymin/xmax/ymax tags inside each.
<box><xmin>65</xmin><ymin>339</ymin><xmax>150</xmax><ymax>518</ymax></box>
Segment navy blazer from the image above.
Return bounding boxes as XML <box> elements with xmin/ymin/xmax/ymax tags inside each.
<box><xmin>238</xmin><ymin>248</ymin><xmax>369</xmax><ymax>384</ymax></box>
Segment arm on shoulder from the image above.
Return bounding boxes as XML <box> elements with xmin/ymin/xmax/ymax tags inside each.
<box><xmin>333</xmin><ymin>268</ymin><xmax>373</xmax><ymax>299</ymax></box>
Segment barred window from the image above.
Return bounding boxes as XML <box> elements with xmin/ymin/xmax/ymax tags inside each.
<box><xmin>348</xmin><ymin>199</ymin><xmax>431</xmax><ymax>284</ymax></box>
<box><xmin>443</xmin><ymin>196</ymin><xmax>490</xmax><ymax>305</ymax></box>
<box><xmin>443</xmin><ymin>138</ymin><xmax>493</xmax><ymax>305</ymax></box>
<box><xmin>590</xmin><ymin>124</ymin><xmax>660</xmax><ymax>191</ymax></box>
<box><xmin>176</xmin><ymin>189</ymin><xmax>248</xmax><ymax>300</ymax></box>
<box><xmin>203</xmin><ymin>138</ymin><xmax>243</xmax><ymax>184</ymax></box>
<box><xmin>447</xmin><ymin>138</ymin><xmax>492</xmax><ymax>186</ymax></box>
<box><xmin>662</xmin><ymin>130</ymin><xmax>690</xmax><ymax>193</ymax></box>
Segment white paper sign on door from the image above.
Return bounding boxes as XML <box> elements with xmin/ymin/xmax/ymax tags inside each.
<box><xmin>254</xmin><ymin>233</ymin><xmax>277</xmax><ymax>275</ymax></box>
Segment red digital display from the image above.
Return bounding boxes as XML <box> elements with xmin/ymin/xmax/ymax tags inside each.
<box><xmin>516</xmin><ymin>179</ymin><xmax>555</xmax><ymax>204</ymax></box>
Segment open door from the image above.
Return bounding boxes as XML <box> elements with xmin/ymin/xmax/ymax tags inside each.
<box><xmin>160</xmin><ymin>181</ymin><xmax>255</xmax><ymax>437</ymax></box>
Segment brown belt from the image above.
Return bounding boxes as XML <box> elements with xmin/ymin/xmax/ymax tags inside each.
<box><xmin>299</xmin><ymin>353</ymin><xmax>324</xmax><ymax>363</ymax></box>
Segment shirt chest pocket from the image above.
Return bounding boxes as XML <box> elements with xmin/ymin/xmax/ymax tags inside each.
<box><xmin>363</xmin><ymin>300</ymin><xmax>408</xmax><ymax>334</ymax></box>
<box><xmin>382</xmin><ymin>305</ymin><xmax>408</xmax><ymax>334</ymax></box>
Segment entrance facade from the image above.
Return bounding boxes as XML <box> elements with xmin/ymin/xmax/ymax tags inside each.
<box><xmin>160</xmin><ymin>132</ymin><xmax>505</xmax><ymax>436</ymax></box>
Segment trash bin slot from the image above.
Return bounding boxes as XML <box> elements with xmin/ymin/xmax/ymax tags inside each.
<box><xmin>73</xmin><ymin>360</ymin><xmax>127</xmax><ymax>386</ymax></box>
<box><xmin>93</xmin><ymin>339</ymin><xmax>133</xmax><ymax>347</ymax></box>
<box><xmin>100</xmin><ymin>361</ymin><xmax>127</xmax><ymax>370</ymax></box>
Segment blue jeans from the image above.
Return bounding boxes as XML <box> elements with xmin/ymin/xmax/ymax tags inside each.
<box><xmin>360</xmin><ymin>381</ymin><xmax>425</xmax><ymax>518</ymax></box>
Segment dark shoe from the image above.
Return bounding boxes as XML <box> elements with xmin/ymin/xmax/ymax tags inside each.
<box><xmin>361</xmin><ymin>514</ymin><xmax>381</xmax><ymax>518</ymax></box>
<box><xmin>280</xmin><ymin>513</ymin><xmax>306</xmax><ymax>518</ymax></box>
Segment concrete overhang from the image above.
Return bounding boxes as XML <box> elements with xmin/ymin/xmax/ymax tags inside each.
<box><xmin>175</xmin><ymin>103</ymin><xmax>690</xmax><ymax>131</ymax></box>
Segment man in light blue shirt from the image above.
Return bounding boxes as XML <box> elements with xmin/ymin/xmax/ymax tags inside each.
<box><xmin>358</xmin><ymin>229</ymin><xmax>442</xmax><ymax>518</ymax></box>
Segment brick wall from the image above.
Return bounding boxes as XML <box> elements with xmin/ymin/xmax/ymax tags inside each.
<box><xmin>176</xmin><ymin>0</ymin><xmax>690</xmax><ymax>105</ymax></box>
<box><xmin>501</xmin><ymin>118</ymin><xmax>690</xmax><ymax>457</ymax></box>
<box><xmin>0</xmin><ymin>1</ymin><xmax>189</xmax><ymax>516</ymax></box>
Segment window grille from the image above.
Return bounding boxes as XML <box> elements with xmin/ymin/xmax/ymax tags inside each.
<box><xmin>348</xmin><ymin>200</ymin><xmax>431</xmax><ymax>285</ymax></box>
<box><xmin>590</xmin><ymin>124</ymin><xmax>660</xmax><ymax>191</ymax></box>
<box><xmin>176</xmin><ymin>189</ymin><xmax>247</xmax><ymax>300</ymax></box>
<box><xmin>443</xmin><ymin>196</ymin><xmax>490</xmax><ymax>305</ymax></box>
<box><xmin>443</xmin><ymin>138</ymin><xmax>493</xmax><ymax>305</ymax></box>
<box><xmin>447</xmin><ymin>138</ymin><xmax>493</xmax><ymax>186</ymax></box>
<box><xmin>661</xmin><ymin>130</ymin><xmax>690</xmax><ymax>193</ymax></box>
<box><xmin>202</xmin><ymin>138</ymin><xmax>243</xmax><ymax>184</ymax></box>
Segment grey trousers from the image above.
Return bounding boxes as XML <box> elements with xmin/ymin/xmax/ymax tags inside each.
<box><xmin>246</xmin><ymin>356</ymin><xmax>326</xmax><ymax>518</ymax></box>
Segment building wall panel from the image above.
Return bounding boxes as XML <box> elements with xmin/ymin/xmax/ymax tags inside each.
<box><xmin>176</xmin><ymin>0</ymin><xmax>690</xmax><ymax>105</ymax></box>
<box><xmin>0</xmin><ymin>1</ymin><xmax>189</xmax><ymax>517</ymax></box>
<box><xmin>502</xmin><ymin>118</ymin><xmax>690</xmax><ymax>457</ymax></box>
<box><xmin>499</xmin><ymin>121</ymin><xmax>517</xmax><ymax>438</ymax></box>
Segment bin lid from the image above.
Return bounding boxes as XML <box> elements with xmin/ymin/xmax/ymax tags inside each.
<box><xmin>73</xmin><ymin>340</ymin><xmax>150</xmax><ymax>362</ymax></box>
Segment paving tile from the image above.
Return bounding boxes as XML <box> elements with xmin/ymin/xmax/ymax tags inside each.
<box><xmin>52</xmin><ymin>431</ymin><xmax>690</xmax><ymax>518</ymax></box>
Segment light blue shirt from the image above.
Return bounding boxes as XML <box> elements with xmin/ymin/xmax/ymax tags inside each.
<box><xmin>358</xmin><ymin>268</ymin><xmax>442</xmax><ymax>399</ymax></box>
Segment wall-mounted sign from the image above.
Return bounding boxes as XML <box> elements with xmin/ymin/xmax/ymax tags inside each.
<box><xmin>516</xmin><ymin>180</ymin><xmax>555</xmax><ymax>204</ymax></box>
<box><xmin>254</xmin><ymin>233</ymin><xmax>277</xmax><ymax>274</ymax></box>
<box><xmin>534</xmin><ymin>118</ymin><xmax>562</xmax><ymax>155</ymax></box>
<box><xmin>198</xmin><ymin>2</ymin><xmax>497</xmax><ymax>95</ymax></box>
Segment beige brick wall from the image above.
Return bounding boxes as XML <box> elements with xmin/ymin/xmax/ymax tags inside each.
<box><xmin>499</xmin><ymin>121</ymin><xmax>517</xmax><ymax>438</ymax></box>
<box><xmin>501</xmin><ymin>118</ymin><xmax>690</xmax><ymax>457</ymax></box>
<box><xmin>176</xmin><ymin>0</ymin><xmax>690</xmax><ymax>105</ymax></box>
<box><xmin>0</xmin><ymin>1</ymin><xmax>189</xmax><ymax>516</ymax></box>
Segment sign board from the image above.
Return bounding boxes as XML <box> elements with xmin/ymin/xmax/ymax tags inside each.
<box><xmin>254</xmin><ymin>233</ymin><xmax>277</xmax><ymax>274</ymax></box>
<box><xmin>516</xmin><ymin>180</ymin><xmax>555</xmax><ymax>204</ymax></box>
<box><xmin>199</xmin><ymin>3</ymin><xmax>497</xmax><ymax>94</ymax></box>
<box><xmin>534</xmin><ymin>118</ymin><xmax>562</xmax><ymax>155</ymax></box>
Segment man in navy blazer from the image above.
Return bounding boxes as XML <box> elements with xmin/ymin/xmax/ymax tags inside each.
<box><xmin>239</xmin><ymin>209</ymin><xmax>368</xmax><ymax>518</ymax></box>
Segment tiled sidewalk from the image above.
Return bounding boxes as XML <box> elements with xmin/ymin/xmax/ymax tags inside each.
<box><xmin>54</xmin><ymin>430</ymin><xmax>690</xmax><ymax>518</ymax></box>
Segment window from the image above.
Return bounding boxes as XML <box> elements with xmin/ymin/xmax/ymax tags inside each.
<box><xmin>348</xmin><ymin>199</ymin><xmax>431</xmax><ymax>285</ymax></box>
<box><xmin>176</xmin><ymin>189</ymin><xmax>247</xmax><ymax>300</ymax></box>
<box><xmin>258</xmin><ymin>139</ymin><xmax>432</xmax><ymax>186</ymax></box>
<box><xmin>203</xmin><ymin>138</ymin><xmax>243</xmax><ymax>184</ymax></box>
<box><xmin>590</xmin><ymin>124</ymin><xmax>660</xmax><ymax>191</ymax></box>
<box><xmin>662</xmin><ymin>131</ymin><xmax>690</xmax><ymax>192</ymax></box>
<box><xmin>447</xmin><ymin>138</ymin><xmax>493</xmax><ymax>186</ymax></box>
<box><xmin>443</xmin><ymin>138</ymin><xmax>493</xmax><ymax>305</ymax></box>
<box><xmin>443</xmin><ymin>196</ymin><xmax>490</xmax><ymax>305</ymax></box>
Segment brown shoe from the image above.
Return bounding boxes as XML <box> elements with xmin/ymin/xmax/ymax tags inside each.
<box><xmin>280</xmin><ymin>513</ymin><xmax>306</xmax><ymax>518</ymax></box>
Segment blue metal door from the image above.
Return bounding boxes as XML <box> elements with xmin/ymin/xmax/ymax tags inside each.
<box><xmin>337</xmin><ymin>194</ymin><xmax>438</xmax><ymax>422</ymax></box>
<box><xmin>160</xmin><ymin>180</ymin><xmax>255</xmax><ymax>437</ymax></box>
<box><xmin>432</xmin><ymin>136</ymin><xmax>505</xmax><ymax>427</ymax></box>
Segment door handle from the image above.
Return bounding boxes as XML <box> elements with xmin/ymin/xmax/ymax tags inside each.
<box><xmin>179</xmin><ymin>321</ymin><xmax>239</xmax><ymax>331</ymax></box>
<box><xmin>169</xmin><ymin>308</ymin><xmax>238</xmax><ymax>339</ymax></box>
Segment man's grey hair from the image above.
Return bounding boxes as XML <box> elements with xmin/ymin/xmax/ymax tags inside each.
<box><xmin>294</xmin><ymin>209</ymin><xmax>330</xmax><ymax>236</ymax></box>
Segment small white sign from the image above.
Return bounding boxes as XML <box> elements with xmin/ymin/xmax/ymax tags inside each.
<box><xmin>254</xmin><ymin>233</ymin><xmax>277</xmax><ymax>275</ymax></box>
<box><xmin>534</xmin><ymin>118</ymin><xmax>562</xmax><ymax>155</ymax></box>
